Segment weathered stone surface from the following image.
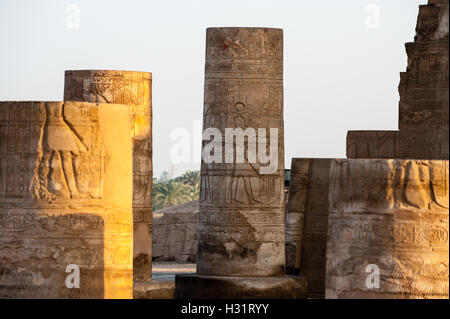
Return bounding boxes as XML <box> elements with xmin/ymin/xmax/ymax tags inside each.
<box><xmin>152</xmin><ymin>201</ymin><xmax>198</xmax><ymax>262</ymax></box>
<box><xmin>346</xmin><ymin>131</ymin><xmax>399</xmax><ymax>159</ymax></box>
<box><xmin>415</xmin><ymin>0</ymin><xmax>449</xmax><ymax>42</ymax></box>
<box><xmin>326</xmin><ymin>159</ymin><xmax>449</xmax><ymax>299</ymax></box>
<box><xmin>175</xmin><ymin>27</ymin><xmax>306</xmax><ymax>299</ymax></box>
<box><xmin>0</xmin><ymin>101</ymin><xmax>133</xmax><ymax>298</ymax></box>
<box><xmin>64</xmin><ymin>70</ymin><xmax>152</xmax><ymax>282</ymax></box>
<box><xmin>347</xmin><ymin>1</ymin><xmax>449</xmax><ymax>160</ymax></box>
<box><xmin>285</xmin><ymin>159</ymin><xmax>308</xmax><ymax>275</ymax></box>
<box><xmin>134</xmin><ymin>281</ymin><xmax>174</xmax><ymax>299</ymax></box>
<box><xmin>286</xmin><ymin>158</ymin><xmax>334</xmax><ymax>298</ymax></box>
<box><xmin>198</xmin><ymin>27</ymin><xmax>285</xmax><ymax>277</ymax></box>
<box><xmin>175</xmin><ymin>275</ymin><xmax>307</xmax><ymax>299</ymax></box>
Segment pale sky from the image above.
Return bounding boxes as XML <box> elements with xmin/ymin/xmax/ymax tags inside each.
<box><xmin>0</xmin><ymin>0</ymin><xmax>426</xmax><ymax>178</ymax></box>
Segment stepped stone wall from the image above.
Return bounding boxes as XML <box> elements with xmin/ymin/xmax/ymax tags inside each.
<box><xmin>347</xmin><ymin>0</ymin><xmax>449</xmax><ymax>160</ymax></box>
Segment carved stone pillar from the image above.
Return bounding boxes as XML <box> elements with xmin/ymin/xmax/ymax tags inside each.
<box><xmin>64</xmin><ymin>70</ymin><xmax>152</xmax><ymax>282</ymax></box>
<box><xmin>0</xmin><ymin>101</ymin><xmax>133</xmax><ymax>298</ymax></box>
<box><xmin>326</xmin><ymin>159</ymin><xmax>449</xmax><ymax>299</ymax></box>
<box><xmin>175</xmin><ymin>27</ymin><xmax>306</xmax><ymax>299</ymax></box>
<box><xmin>286</xmin><ymin>158</ymin><xmax>334</xmax><ymax>298</ymax></box>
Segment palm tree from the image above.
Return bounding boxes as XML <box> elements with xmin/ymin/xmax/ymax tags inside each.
<box><xmin>188</xmin><ymin>181</ymin><xmax>200</xmax><ymax>200</ymax></box>
<box><xmin>152</xmin><ymin>180</ymin><xmax>191</xmax><ymax>210</ymax></box>
<box><xmin>175</xmin><ymin>170</ymin><xmax>200</xmax><ymax>188</ymax></box>
<box><xmin>175</xmin><ymin>170</ymin><xmax>200</xmax><ymax>200</ymax></box>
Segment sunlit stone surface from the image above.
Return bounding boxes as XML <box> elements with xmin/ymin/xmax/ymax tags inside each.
<box><xmin>0</xmin><ymin>101</ymin><xmax>133</xmax><ymax>299</ymax></box>
<box><xmin>175</xmin><ymin>27</ymin><xmax>306</xmax><ymax>299</ymax></box>
<box><xmin>347</xmin><ymin>0</ymin><xmax>449</xmax><ymax>159</ymax></box>
<box><xmin>283</xmin><ymin>0</ymin><xmax>449</xmax><ymax>299</ymax></box>
<box><xmin>326</xmin><ymin>159</ymin><xmax>449</xmax><ymax>299</ymax></box>
<box><xmin>64</xmin><ymin>70</ymin><xmax>152</xmax><ymax>282</ymax></box>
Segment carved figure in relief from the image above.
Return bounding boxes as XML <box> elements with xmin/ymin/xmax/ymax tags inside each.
<box><xmin>227</xmin><ymin>101</ymin><xmax>259</xmax><ymax>204</ymax></box>
<box><xmin>30</xmin><ymin>102</ymin><xmax>87</xmax><ymax>201</ymax></box>
<box><xmin>227</xmin><ymin>99</ymin><xmax>279</xmax><ymax>205</ymax></box>
<box><xmin>385</xmin><ymin>259</ymin><xmax>449</xmax><ymax>298</ymax></box>
<box><xmin>204</xmin><ymin>103</ymin><xmax>226</xmax><ymax>130</ymax></box>
<box><xmin>399</xmin><ymin>161</ymin><xmax>449</xmax><ymax>210</ymax></box>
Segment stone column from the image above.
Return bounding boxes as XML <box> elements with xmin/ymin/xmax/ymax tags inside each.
<box><xmin>326</xmin><ymin>159</ymin><xmax>449</xmax><ymax>299</ymax></box>
<box><xmin>286</xmin><ymin>158</ymin><xmax>334</xmax><ymax>298</ymax></box>
<box><xmin>64</xmin><ymin>70</ymin><xmax>152</xmax><ymax>282</ymax></box>
<box><xmin>175</xmin><ymin>27</ymin><xmax>306</xmax><ymax>299</ymax></box>
<box><xmin>0</xmin><ymin>101</ymin><xmax>133</xmax><ymax>298</ymax></box>
<box><xmin>285</xmin><ymin>159</ymin><xmax>307</xmax><ymax>276</ymax></box>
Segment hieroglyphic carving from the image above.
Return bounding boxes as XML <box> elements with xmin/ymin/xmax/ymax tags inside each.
<box><xmin>326</xmin><ymin>159</ymin><xmax>449</xmax><ymax>299</ymax></box>
<box><xmin>0</xmin><ymin>101</ymin><xmax>133</xmax><ymax>299</ymax></box>
<box><xmin>0</xmin><ymin>102</ymin><xmax>106</xmax><ymax>202</ymax></box>
<box><xmin>197</xmin><ymin>28</ymin><xmax>285</xmax><ymax>277</ymax></box>
<box><xmin>346</xmin><ymin>1</ymin><xmax>449</xmax><ymax>160</ymax></box>
<box><xmin>29</xmin><ymin>102</ymin><xmax>105</xmax><ymax>202</ymax></box>
<box><xmin>64</xmin><ymin>70</ymin><xmax>152</xmax><ymax>282</ymax></box>
<box><xmin>64</xmin><ymin>70</ymin><xmax>152</xmax><ymax>207</ymax></box>
<box><xmin>346</xmin><ymin>131</ymin><xmax>399</xmax><ymax>159</ymax></box>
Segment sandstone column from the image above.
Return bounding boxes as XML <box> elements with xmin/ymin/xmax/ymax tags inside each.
<box><xmin>285</xmin><ymin>159</ymin><xmax>307</xmax><ymax>276</ymax></box>
<box><xmin>175</xmin><ymin>28</ymin><xmax>306</xmax><ymax>299</ymax></box>
<box><xmin>326</xmin><ymin>159</ymin><xmax>449</xmax><ymax>299</ymax></box>
<box><xmin>286</xmin><ymin>158</ymin><xmax>334</xmax><ymax>298</ymax></box>
<box><xmin>0</xmin><ymin>101</ymin><xmax>133</xmax><ymax>298</ymax></box>
<box><xmin>64</xmin><ymin>70</ymin><xmax>152</xmax><ymax>282</ymax></box>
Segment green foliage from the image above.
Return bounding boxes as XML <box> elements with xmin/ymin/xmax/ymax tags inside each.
<box><xmin>152</xmin><ymin>170</ymin><xmax>200</xmax><ymax>210</ymax></box>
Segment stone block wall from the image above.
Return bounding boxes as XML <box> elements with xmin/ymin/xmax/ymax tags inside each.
<box><xmin>326</xmin><ymin>159</ymin><xmax>449</xmax><ymax>299</ymax></box>
<box><xmin>0</xmin><ymin>101</ymin><xmax>134</xmax><ymax>299</ymax></box>
<box><xmin>347</xmin><ymin>0</ymin><xmax>449</xmax><ymax>160</ymax></box>
<box><xmin>152</xmin><ymin>201</ymin><xmax>198</xmax><ymax>263</ymax></box>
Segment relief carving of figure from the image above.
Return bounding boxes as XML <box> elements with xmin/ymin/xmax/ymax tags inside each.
<box><xmin>228</xmin><ymin>101</ymin><xmax>256</xmax><ymax>204</ymax></box>
<box><xmin>30</xmin><ymin>102</ymin><xmax>87</xmax><ymax>201</ymax></box>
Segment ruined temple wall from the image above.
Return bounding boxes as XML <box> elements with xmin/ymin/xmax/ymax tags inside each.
<box><xmin>326</xmin><ymin>159</ymin><xmax>449</xmax><ymax>299</ymax></box>
<box><xmin>0</xmin><ymin>101</ymin><xmax>133</xmax><ymax>298</ymax></box>
<box><xmin>153</xmin><ymin>210</ymin><xmax>198</xmax><ymax>263</ymax></box>
<box><xmin>347</xmin><ymin>0</ymin><xmax>449</xmax><ymax>160</ymax></box>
